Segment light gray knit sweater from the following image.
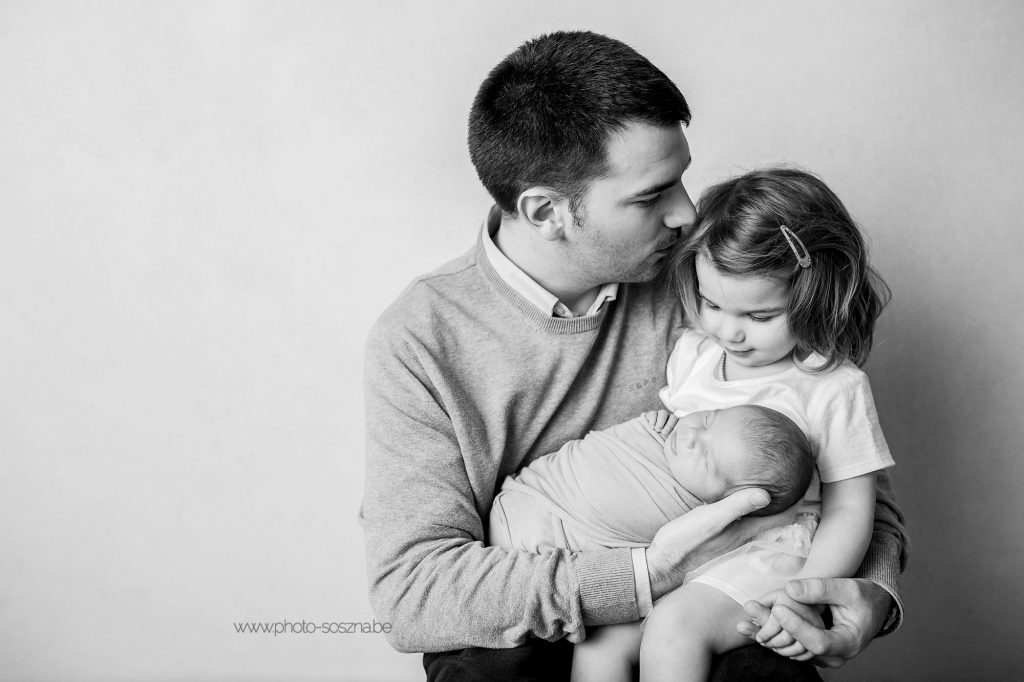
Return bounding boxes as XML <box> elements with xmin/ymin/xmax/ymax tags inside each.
<box><xmin>361</xmin><ymin>229</ymin><xmax>907</xmax><ymax>653</ymax></box>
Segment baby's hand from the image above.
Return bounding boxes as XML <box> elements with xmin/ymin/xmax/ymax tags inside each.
<box><xmin>738</xmin><ymin>590</ymin><xmax>825</xmax><ymax>661</ymax></box>
<box><xmin>642</xmin><ymin>409</ymin><xmax>678</xmax><ymax>435</ymax></box>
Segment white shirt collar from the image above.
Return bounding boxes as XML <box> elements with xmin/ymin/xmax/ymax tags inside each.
<box><xmin>481</xmin><ymin>207</ymin><xmax>618</xmax><ymax>318</ymax></box>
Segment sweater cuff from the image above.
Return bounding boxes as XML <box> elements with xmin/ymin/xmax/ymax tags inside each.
<box><xmin>856</xmin><ymin>541</ymin><xmax>905</xmax><ymax>634</ymax></box>
<box><xmin>575</xmin><ymin>548</ymin><xmax>640</xmax><ymax>626</ymax></box>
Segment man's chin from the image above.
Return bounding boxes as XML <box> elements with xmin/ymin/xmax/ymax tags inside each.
<box><xmin>620</xmin><ymin>261</ymin><xmax>669</xmax><ymax>284</ymax></box>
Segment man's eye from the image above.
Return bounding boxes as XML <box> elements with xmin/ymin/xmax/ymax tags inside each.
<box><xmin>635</xmin><ymin>195</ymin><xmax>659</xmax><ymax>207</ymax></box>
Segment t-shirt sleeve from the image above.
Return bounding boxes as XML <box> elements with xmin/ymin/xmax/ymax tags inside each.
<box><xmin>813</xmin><ymin>369</ymin><xmax>895</xmax><ymax>483</ymax></box>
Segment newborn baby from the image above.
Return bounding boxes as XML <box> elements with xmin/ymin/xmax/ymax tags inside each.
<box><xmin>488</xmin><ymin>405</ymin><xmax>814</xmax><ymax>553</ymax></box>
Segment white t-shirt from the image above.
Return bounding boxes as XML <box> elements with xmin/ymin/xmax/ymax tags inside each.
<box><xmin>659</xmin><ymin>329</ymin><xmax>894</xmax><ymax>485</ymax></box>
<box><xmin>658</xmin><ymin>329</ymin><xmax>895</xmax><ymax>604</ymax></box>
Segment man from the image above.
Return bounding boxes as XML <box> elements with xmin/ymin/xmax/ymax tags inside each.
<box><xmin>361</xmin><ymin>31</ymin><xmax>906</xmax><ymax>680</ymax></box>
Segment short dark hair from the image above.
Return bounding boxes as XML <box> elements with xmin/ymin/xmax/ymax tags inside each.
<box><xmin>468</xmin><ymin>31</ymin><xmax>691</xmax><ymax>215</ymax></box>
<box><xmin>738</xmin><ymin>405</ymin><xmax>815</xmax><ymax>516</ymax></box>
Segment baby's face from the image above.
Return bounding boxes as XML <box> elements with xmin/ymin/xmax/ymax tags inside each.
<box><xmin>664</xmin><ymin>407</ymin><xmax>760</xmax><ymax>503</ymax></box>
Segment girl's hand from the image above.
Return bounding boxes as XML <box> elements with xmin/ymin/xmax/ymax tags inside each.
<box><xmin>642</xmin><ymin>409</ymin><xmax>678</xmax><ymax>435</ymax></box>
<box><xmin>739</xmin><ymin>590</ymin><xmax>824</xmax><ymax>660</ymax></box>
<box><xmin>738</xmin><ymin>578</ymin><xmax>892</xmax><ymax>667</ymax></box>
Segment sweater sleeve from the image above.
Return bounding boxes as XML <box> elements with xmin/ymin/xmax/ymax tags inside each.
<box><xmin>359</xmin><ymin>325</ymin><xmax>640</xmax><ymax>653</ymax></box>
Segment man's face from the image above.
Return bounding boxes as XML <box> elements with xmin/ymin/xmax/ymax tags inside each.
<box><xmin>561</xmin><ymin>122</ymin><xmax>696</xmax><ymax>285</ymax></box>
<box><xmin>664</xmin><ymin>407</ymin><xmax>760</xmax><ymax>503</ymax></box>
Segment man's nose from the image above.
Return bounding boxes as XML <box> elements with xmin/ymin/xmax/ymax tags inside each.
<box><xmin>663</xmin><ymin>184</ymin><xmax>697</xmax><ymax>235</ymax></box>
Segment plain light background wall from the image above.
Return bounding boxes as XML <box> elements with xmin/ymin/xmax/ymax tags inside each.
<box><xmin>2</xmin><ymin>1</ymin><xmax>1022</xmax><ymax>680</ymax></box>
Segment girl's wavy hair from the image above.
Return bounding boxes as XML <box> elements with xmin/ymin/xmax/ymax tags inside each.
<box><xmin>669</xmin><ymin>167</ymin><xmax>891</xmax><ymax>372</ymax></box>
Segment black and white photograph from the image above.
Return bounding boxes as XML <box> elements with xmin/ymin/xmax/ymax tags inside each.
<box><xmin>2</xmin><ymin>2</ymin><xmax>1022</xmax><ymax>680</ymax></box>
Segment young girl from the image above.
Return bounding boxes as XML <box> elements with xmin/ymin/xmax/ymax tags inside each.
<box><xmin>571</xmin><ymin>167</ymin><xmax>895</xmax><ymax>681</ymax></box>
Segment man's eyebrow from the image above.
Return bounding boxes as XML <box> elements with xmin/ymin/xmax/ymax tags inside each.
<box><xmin>632</xmin><ymin>157</ymin><xmax>692</xmax><ymax>198</ymax></box>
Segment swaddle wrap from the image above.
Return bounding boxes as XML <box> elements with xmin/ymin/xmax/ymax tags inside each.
<box><xmin>491</xmin><ymin>416</ymin><xmax>703</xmax><ymax>551</ymax></box>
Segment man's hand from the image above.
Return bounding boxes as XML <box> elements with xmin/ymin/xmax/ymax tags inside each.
<box><xmin>646</xmin><ymin>488</ymin><xmax>776</xmax><ymax>600</ymax></box>
<box><xmin>737</xmin><ymin>578</ymin><xmax>892</xmax><ymax>667</ymax></box>
<box><xmin>736</xmin><ymin>588</ymin><xmax>824</xmax><ymax>660</ymax></box>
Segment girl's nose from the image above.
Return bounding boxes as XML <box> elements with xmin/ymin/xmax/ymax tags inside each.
<box><xmin>720</xmin><ymin>318</ymin><xmax>745</xmax><ymax>343</ymax></box>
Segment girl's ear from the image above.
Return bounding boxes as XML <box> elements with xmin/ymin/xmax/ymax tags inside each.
<box><xmin>517</xmin><ymin>188</ymin><xmax>568</xmax><ymax>241</ymax></box>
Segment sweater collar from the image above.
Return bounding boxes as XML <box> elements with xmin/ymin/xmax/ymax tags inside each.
<box><xmin>480</xmin><ymin>205</ymin><xmax>618</xmax><ymax>319</ymax></box>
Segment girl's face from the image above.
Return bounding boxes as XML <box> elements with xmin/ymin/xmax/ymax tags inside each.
<box><xmin>695</xmin><ymin>256</ymin><xmax>797</xmax><ymax>370</ymax></box>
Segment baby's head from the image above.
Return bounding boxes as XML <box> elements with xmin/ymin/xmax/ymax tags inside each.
<box><xmin>664</xmin><ymin>404</ymin><xmax>813</xmax><ymax>516</ymax></box>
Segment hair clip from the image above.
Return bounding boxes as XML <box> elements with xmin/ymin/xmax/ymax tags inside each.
<box><xmin>779</xmin><ymin>225</ymin><xmax>811</xmax><ymax>269</ymax></box>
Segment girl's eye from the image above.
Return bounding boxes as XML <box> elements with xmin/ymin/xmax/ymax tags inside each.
<box><xmin>700</xmin><ymin>298</ymin><xmax>719</xmax><ymax>311</ymax></box>
<box><xmin>749</xmin><ymin>315</ymin><xmax>774</xmax><ymax>323</ymax></box>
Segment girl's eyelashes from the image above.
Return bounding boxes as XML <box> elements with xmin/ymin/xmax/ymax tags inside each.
<box><xmin>699</xmin><ymin>293</ymin><xmax>775</xmax><ymax>322</ymax></box>
<box><xmin>700</xmin><ymin>297</ymin><xmax>720</xmax><ymax>311</ymax></box>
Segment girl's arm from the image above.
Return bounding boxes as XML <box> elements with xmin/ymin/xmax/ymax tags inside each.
<box><xmin>798</xmin><ymin>472</ymin><xmax>877</xmax><ymax>579</ymax></box>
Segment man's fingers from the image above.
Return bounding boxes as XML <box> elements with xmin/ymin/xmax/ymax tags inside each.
<box><xmin>786</xmin><ymin>577</ymin><xmax>849</xmax><ymax>606</ymax></box>
<box><xmin>705</xmin><ymin>488</ymin><xmax>770</xmax><ymax>529</ymax></box>
<box><xmin>771</xmin><ymin>604</ymin><xmax>834</xmax><ymax>657</ymax></box>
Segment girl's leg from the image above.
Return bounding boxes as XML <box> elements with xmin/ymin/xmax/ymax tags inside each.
<box><xmin>571</xmin><ymin>621</ymin><xmax>644</xmax><ymax>682</ymax></box>
<box><xmin>640</xmin><ymin>583</ymin><xmax>749</xmax><ymax>682</ymax></box>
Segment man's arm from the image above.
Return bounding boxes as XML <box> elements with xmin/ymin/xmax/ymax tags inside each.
<box><xmin>360</xmin><ymin>328</ymin><xmax>639</xmax><ymax>652</ymax></box>
<box><xmin>360</xmin><ymin>328</ymin><xmax>775</xmax><ymax>652</ymax></box>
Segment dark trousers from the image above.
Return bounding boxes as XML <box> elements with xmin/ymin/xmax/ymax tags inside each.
<box><xmin>423</xmin><ymin>639</ymin><xmax>822</xmax><ymax>681</ymax></box>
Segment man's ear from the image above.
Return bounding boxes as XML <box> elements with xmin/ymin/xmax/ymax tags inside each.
<box><xmin>517</xmin><ymin>188</ymin><xmax>568</xmax><ymax>241</ymax></box>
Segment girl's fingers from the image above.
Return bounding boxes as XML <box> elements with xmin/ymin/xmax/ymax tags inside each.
<box><xmin>754</xmin><ymin>615</ymin><xmax>784</xmax><ymax>643</ymax></box>
<box><xmin>762</xmin><ymin>630</ymin><xmax>795</xmax><ymax>650</ymax></box>
<box><xmin>769</xmin><ymin>640</ymin><xmax>807</xmax><ymax>658</ymax></box>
